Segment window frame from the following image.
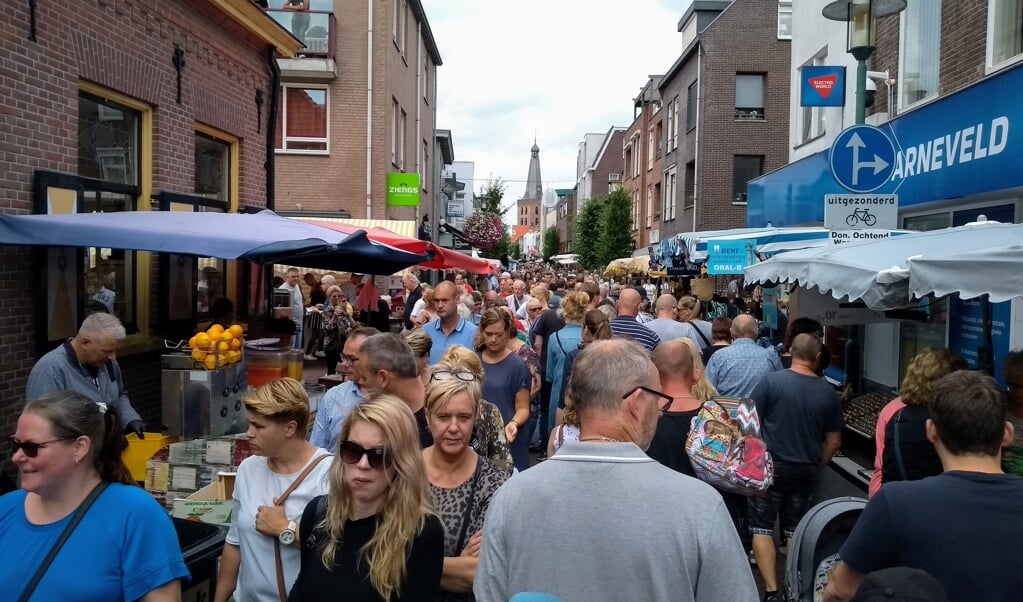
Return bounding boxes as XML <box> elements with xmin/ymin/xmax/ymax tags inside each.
<box><xmin>686</xmin><ymin>81</ymin><xmax>698</xmax><ymax>131</ymax></box>
<box><xmin>391</xmin><ymin>98</ymin><xmax>400</xmax><ymax>166</ymax></box>
<box><xmin>898</xmin><ymin>2</ymin><xmax>942</xmax><ymax>111</ymax></box>
<box><xmin>800</xmin><ymin>53</ymin><xmax>828</xmax><ymax>144</ymax></box>
<box><xmin>399</xmin><ymin>108</ymin><xmax>407</xmax><ymax>170</ymax></box>
<box><xmin>986</xmin><ymin>0</ymin><xmax>1023</xmax><ymax>73</ymax></box>
<box><xmin>735</xmin><ymin>73</ymin><xmax>766</xmax><ymax>121</ymax></box>
<box><xmin>275</xmin><ymin>84</ymin><xmax>330</xmax><ymax>155</ymax></box>
<box><xmin>777</xmin><ymin>0</ymin><xmax>793</xmax><ymax>40</ymax></box>
<box><xmin>732</xmin><ymin>155</ymin><xmax>764</xmax><ymax>205</ymax></box>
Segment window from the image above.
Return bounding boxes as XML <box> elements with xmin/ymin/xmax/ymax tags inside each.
<box><xmin>989</xmin><ymin>0</ymin><xmax>1023</xmax><ymax>69</ymax></box>
<box><xmin>665</xmin><ymin>98</ymin><xmax>676</xmax><ymax>152</ymax></box>
<box><xmin>684</xmin><ymin>161</ymin><xmax>695</xmax><ymax>209</ymax></box>
<box><xmin>399</xmin><ymin>109</ymin><xmax>407</xmax><ymax>169</ymax></box>
<box><xmin>735</xmin><ymin>74</ymin><xmax>765</xmax><ymax>120</ymax></box>
<box><xmin>654</xmin><ymin>121</ymin><xmax>663</xmax><ymax>158</ymax></box>
<box><xmin>733</xmin><ymin>155</ymin><xmax>763</xmax><ymax>204</ymax></box>
<box><xmin>647</xmin><ymin>126</ymin><xmax>655</xmax><ymax>170</ymax></box>
<box><xmin>275</xmin><ymin>86</ymin><xmax>328</xmax><ymax>153</ymax></box>
<box><xmin>391</xmin><ymin>98</ymin><xmax>399</xmax><ymax>165</ymax></box>
<box><xmin>645</xmin><ymin>186</ymin><xmax>653</xmax><ymax>228</ymax></box>
<box><xmin>778</xmin><ymin>1</ymin><xmax>793</xmax><ymax>39</ymax></box>
<box><xmin>686</xmin><ymin>82</ymin><xmax>698</xmax><ymax>130</ymax></box>
<box><xmin>632</xmin><ymin>190</ymin><xmax>640</xmax><ymax>230</ymax></box>
<box><xmin>393</xmin><ymin>0</ymin><xmax>407</xmax><ymax>53</ymax></box>
<box><xmin>630</xmin><ymin>133</ymin><xmax>641</xmax><ymax>176</ymax></box>
<box><xmin>421</xmin><ymin>139</ymin><xmax>429</xmax><ymax>193</ymax></box>
<box><xmin>423</xmin><ymin>56</ymin><xmax>430</xmax><ymax>101</ymax></box>
<box><xmin>624</xmin><ymin>145</ymin><xmax>633</xmax><ymax>179</ymax></box>
<box><xmin>76</xmin><ymin>92</ymin><xmax>143</xmax><ymax>330</ymax></box>
<box><xmin>663</xmin><ymin>167</ymin><xmax>677</xmax><ymax>221</ymax></box>
<box><xmin>899</xmin><ymin>1</ymin><xmax>941</xmax><ymax>109</ymax></box>
<box><xmin>801</xmin><ymin>53</ymin><xmax>828</xmax><ymax>143</ymax></box>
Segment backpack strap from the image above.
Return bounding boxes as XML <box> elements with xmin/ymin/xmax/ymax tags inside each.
<box><xmin>688</xmin><ymin>321</ymin><xmax>711</xmax><ymax>347</ymax></box>
<box><xmin>892</xmin><ymin>409</ymin><xmax>909</xmax><ymax>481</ymax></box>
<box><xmin>554</xmin><ymin>331</ymin><xmax>567</xmax><ymax>354</ymax></box>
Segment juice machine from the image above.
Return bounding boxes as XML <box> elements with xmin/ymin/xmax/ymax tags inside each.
<box><xmin>162</xmin><ymin>352</ymin><xmax>248</xmax><ymax>438</ymax></box>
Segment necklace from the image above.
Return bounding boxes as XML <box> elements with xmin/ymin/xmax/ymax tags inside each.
<box><xmin>579</xmin><ymin>436</ymin><xmax>622</xmax><ymax>443</ymax></box>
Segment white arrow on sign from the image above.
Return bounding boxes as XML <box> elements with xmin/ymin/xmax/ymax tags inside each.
<box><xmin>847</xmin><ymin>132</ymin><xmax>890</xmax><ymax>187</ymax></box>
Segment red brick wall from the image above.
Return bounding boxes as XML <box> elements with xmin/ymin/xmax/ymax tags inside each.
<box><xmin>0</xmin><ymin>0</ymin><xmax>277</xmax><ymax>463</ymax></box>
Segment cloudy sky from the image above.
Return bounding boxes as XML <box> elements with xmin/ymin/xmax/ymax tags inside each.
<box><xmin>423</xmin><ymin>0</ymin><xmax>692</xmax><ymax>210</ymax></box>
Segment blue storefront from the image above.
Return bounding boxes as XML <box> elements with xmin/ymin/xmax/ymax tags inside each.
<box><xmin>748</xmin><ymin>63</ymin><xmax>1023</xmax><ymax>388</ymax></box>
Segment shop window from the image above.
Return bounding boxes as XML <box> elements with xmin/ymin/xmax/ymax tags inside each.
<box><xmin>898</xmin><ymin>1</ymin><xmax>941</xmax><ymax>109</ymax></box>
<box><xmin>735</xmin><ymin>73</ymin><xmax>766</xmax><ymax>120</ymax></box>
<box><xmin>988</xmin><ymin>0</ymin><xmax>1023</xmax><ymax>69</ymax></box>
<box><xmin>194</xmin><ymin>131</ymin><xmax>234</xmax><ymax>317</ymax></box>
<box><xmin>733</xmin><ymin>155</ymin><xmax>762</xmax><ymax>205</ymax></box>
<box><xmin>275</xmin><ymin>86</ymin><xmax>328</xmax><ymax>153</ymax></box>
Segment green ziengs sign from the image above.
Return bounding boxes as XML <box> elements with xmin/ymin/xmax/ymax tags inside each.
<box><xmin>386</xmin><ymin>173</ymin><xmax>421</xmax><ymax>207</ymax></box>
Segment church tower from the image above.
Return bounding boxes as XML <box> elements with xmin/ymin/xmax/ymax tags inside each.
<box><xmin>517</xmin><ymin>141</ymin><xmax>542</xmax><ymax>227</ymax></box>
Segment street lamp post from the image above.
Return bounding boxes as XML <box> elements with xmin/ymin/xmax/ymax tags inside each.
<box><xmin>823</xmin><ymin>0</ymin><xmax>907</xmax><ymax>124</ymax></box>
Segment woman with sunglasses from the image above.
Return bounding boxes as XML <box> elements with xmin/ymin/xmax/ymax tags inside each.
<box><xmin>0</xmin><ymin>391</ymin><xmax>187</xmax><ymax>601</ymax></box>
<box><xmin>435</xmin><ymin>345</ymin><xmax>513</xmax><ymax>474</ymax></box>
<box><xmin>475</xmin><ymin>309</ymin><xmax>532</xmax><ymax>472</ymax></box>
<box><xmin>290</xmin><ymin>394</ymin><xmax>444</xmax><ymax>601</ymax></box>
<box><xmin>321</xmin><ymin>285</ymin><xmax>355</xmax><ymax>376</ymax></box>
<box><xmin>422</xmin><ymin>376</ymin><xmax>509</xmax><ymax>601</ymax></box>
<box><xmin>215</xmin><ymin>378</ymin><xmax>332</xmax><ymax>602</ymax></box>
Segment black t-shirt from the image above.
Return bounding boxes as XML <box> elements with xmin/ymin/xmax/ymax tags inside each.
<box><xmin>645</xmin><ymin>409</ymin><xmax>701</xmax><ymax>477</ymax></box>
<box><xmin>882</xmin><ymin>405</ymin><xmax>942</xmax><ymax>484</ymax></box>
<box><xmin>292</xmin><ymin>497</ymin><xmax>445</xmax><ymax>602</ymax></box>
<box><xmin>840</xmin><ymin>472</ymin><xmax>1023</xmax><ymax>602</ymax></box>
<box><xmin>701</xmin><ymin>343</ymin><xmax>729</xmax><ymax>366</ymax></box>
<box><xmin>414</xmin><ymin>406</ymin><xmax>433</xmax><ymax>448</ymax></box>
<box><xmin>529</xmin><ymin>309</ymin><xmax>565</xmax><ymax>372</ymax></box>
<box><xmin>750</xmin><ymin>369</ymin><xmax>843</xmax><ymax>464</ymax></box>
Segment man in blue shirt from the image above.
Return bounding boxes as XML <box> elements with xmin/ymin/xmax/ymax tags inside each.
<box><xmin>425</xmin><ymin>280</ymin><xmax>477</xmax><ymax>364</ymax></box>
<box><xmin>308</xmin><ymin>327</ymin><xmax>378</xmax><ymax>452</ymax></box>
<box><xmin>705</xmin><ymin>314</ymin><xmax>782</xmax><ymax>398</ymax></box>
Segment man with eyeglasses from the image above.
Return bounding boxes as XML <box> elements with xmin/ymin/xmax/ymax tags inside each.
<box><xmin>354</xmin><ymin>333</ymin><xmax>433</xmax><ymax>448</ymax></box>
<box><xmin>309</xmin><ymin>327</ymin><xmax>379</xmax><ymax>453</ymax></box>
<box><xmin>424</xmin><ymin>281</ymin><xmax>477</xmax><ymax>365</ymax></box>
<box><xmin>475</xmin><ymin>338</ymin><xmax>756</xmax><ymax>602</ymax></box>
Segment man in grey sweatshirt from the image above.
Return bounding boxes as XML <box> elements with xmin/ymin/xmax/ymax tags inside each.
<box><xmin>474</xmin><ymin>338</ymin><xmax>758</xmax><ymax>602</ymax></box>
<box><xmin>26</xmin><ymin>312</ymin><xmax>144</xmax><ymax>435</ymax></box>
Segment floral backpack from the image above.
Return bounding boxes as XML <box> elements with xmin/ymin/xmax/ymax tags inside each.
<box><xmin>685</xmin><ymin>396</ymin><xmax>774</xmax><ymax>496</ymax></box>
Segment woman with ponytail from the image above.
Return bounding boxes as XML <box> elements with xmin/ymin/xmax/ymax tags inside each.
<box><xmin>0</xmin><ymin>391</ymin><xmax>187</xmax><ymax>601</ymax></box>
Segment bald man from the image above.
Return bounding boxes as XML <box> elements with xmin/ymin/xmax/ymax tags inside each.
<box><xmin>644</xmin><ymin>294</ymin><xmax>689</xmax><ymax>343</ymax></box>
<box><xmin>609</xmin><ymin>287</ymin><xmax>661</xmax><ymax>351</ymax></box>
<box><xmin>705</xmin><ymin>313</ymin><xmax>782</xmax><ymax>397</ymax></box>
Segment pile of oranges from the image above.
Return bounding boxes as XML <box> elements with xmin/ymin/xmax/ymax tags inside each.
<box><xmin>188</xmin><ymin>324</ymin><xmax>245</xmax><ymax>370</ymax></box>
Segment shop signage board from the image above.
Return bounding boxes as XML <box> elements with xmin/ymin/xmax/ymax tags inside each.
<box><xmin>823</xmin><ymin>194</ymin><xmax>898</xmax><ymax>229</ymax></box>
<box><xmin>827</xmin><ymin>229</ymin><xmax>898</xmax><ymax>245</ymax></box>
<box><xmin>386</xmin><ymin>173</ymin><xmax>421</xmax><ymax>206</ymax></box>
<box><xmin>800</xmin><ymin>66</ymin><xmax>846</xmax><ymax>107</ymax></box>
<box><xmin>789</xmin><ymin>288</ymin><xmax>892</xmax><ymax>326</ymax></box>
<box><xmin>446</xmin><ymin>202</ymin><xmax>464</xmax><ymax>218</ymax></box>
<box><xmin>829</xmin><ymin>125</ymin><xmax>897</xmax><ymax>193</ymax></box>
<box><xmin>706</xmin><ymin>239</ymin><xmax>755</xmax><ymax>275</ymax></box>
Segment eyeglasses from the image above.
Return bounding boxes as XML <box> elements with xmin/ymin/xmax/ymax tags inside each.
<box><xmin>622</xmin><ymin>386</ymin><xmax>674</xmax><ymax>412</ymax></box>
<box><xmin>9</xmin><ymin>435</ymin><xmax>75</xmax><ymax>458</ymax></box>
<box><xmin>341</xmin><ymin>354</ymin><xmax>360</xmax><ymax>364</ymax></box>
<box><xmin>338</xmin><ymin>440</ymin><xmax>390</xmax><ymax>470</ymax></box>
<box><xmin>431</xmin><ymin>370</ymin><xmax>477</xmax><ymax>382</ymax></box>
<box><xmin>528</xmin><ymin>307</ymin><xmax>543</xmax><ymax>313</ymax></box>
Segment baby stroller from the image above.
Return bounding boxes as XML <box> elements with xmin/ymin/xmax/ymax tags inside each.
<box><xmin>785</xmin><ymin>497</ymin><xmax>866</xmax><ymax>602</ymax></box>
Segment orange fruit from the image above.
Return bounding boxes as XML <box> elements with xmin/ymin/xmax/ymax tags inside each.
<box><xmin>191</xmin><ymin>348</ymin><xmax>207</xmax><ymax>362</ymax></box>
<box><xmin>220</xmin><ymin>331</ymin><xmax>234</xmax><ymax>343</ymax></box>
<box><xmin>228</xmin><ymin>324</ymin><xmax>243</xmax><ymax>338</ymax></box>
<box><xmin>194</xmin><ymin>333</ymin><xmax>211</xmax><ymax>349</ymax></box>
<box><xmin>207</xmin><ymin>324</ymin><xmax>224</xmax><ymax>337</ymax></box>
<box><xmin>217</xmin><ymin>341</ymin><xmax>229</xmax><ymax>354</ymax></box>
<box><xmin>227</xmin><ymin>350</ymin><xmax>241</xmax><ymax>363</ymax></box>
<box><xmin>188</xmin><ymin>335</ymin><xmax>198</xmax><ymax>348</ymax></box>
<box><xmin>229</xmin><ymin>338</ymin><xmax>241</xmax><ymax>351</ymax></box>
<box><xmin>203</xmin><ymin>355</ymin><xmax>218</xmax><ymax>370</ymax></box>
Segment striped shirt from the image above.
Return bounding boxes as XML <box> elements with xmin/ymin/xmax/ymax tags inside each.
<box><xmin>610</xmin><ymin>316</ymin><xmax>662</xmax><ymax>351</ymax></box>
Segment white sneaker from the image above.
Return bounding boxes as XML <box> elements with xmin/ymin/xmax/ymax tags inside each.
<box><xmin>314</xmin><ymin>351</ymin><xmax>326</xmax><ymax>358</ymax></box>
<box><xmin>304</xmin><ymin>354</ymin><xmax>317</xmax><ymax>361</ymax></box>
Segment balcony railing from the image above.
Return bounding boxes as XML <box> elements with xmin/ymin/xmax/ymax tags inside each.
<box><xmin>265</xmin><ymin>9</ymin><xmax>336</xmax><ymax>60</ymax></box>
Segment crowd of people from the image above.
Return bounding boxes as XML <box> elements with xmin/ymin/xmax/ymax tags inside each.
<box><xmin>2</xmin><ymin>266</ymin><xmax>1022</xmax><ymax>601</ymax></box>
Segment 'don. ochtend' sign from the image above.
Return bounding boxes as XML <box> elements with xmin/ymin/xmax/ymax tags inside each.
<box><xmin>386</xmin><ymin>173</ymin><xmax>421</xmax><ymax>207</ymax></box>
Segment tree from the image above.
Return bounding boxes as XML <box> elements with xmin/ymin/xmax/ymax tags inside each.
<box><xmin>543</xmin><ymin>226</ymin><xmax>560</xmax><ymax>262</ymax></box>
<box><xmin>574</xmin><ymin>196</ymin><xmax>605</xmax><ymax>271</ymax></box>
<box><xmin>477</xmin><ymin>177</ymin><xmax>511</xmax><ymax>215</ymax></box>
<box><xmin>484</xmin><ymin>228</ymin><xmax>514</xmax><ymax>262</ymax></box>
<box><xmin>598</xmin><ymin>187</ymin><xmax>636</xmax><ymax>266</ymax></box>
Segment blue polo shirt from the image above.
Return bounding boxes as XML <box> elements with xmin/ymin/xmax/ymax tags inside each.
<box><xmin>426</xmin><ymin>317</ymin><xmax>478</xmax><ymax>364</ymax></box>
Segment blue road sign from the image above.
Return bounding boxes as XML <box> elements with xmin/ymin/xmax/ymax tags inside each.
<box><xmin>829</xmin><ymin>124</ymin><xmax>896</xmax><ymax>193</ymax></box>
<box><xmin>706</xmin><ymin>239</ymin><xmax>754</xmax><ymax>275</ymax></box>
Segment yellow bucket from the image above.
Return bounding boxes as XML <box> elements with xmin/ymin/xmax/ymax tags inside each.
<box><xmin>123</xmin><ymin>433</ymin><xmax>179</xmax><ymax>482</ymax></box>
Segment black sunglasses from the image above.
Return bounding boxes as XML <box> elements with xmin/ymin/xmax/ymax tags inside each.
<box><xmin>622</xmin><ymin>386</ymin><xmax>674</xmax><ymax>412</ymax></box>
<box><xmin>9</xmin><ymin>435</ymin><xmax>76</xmax><ymax>458</ymax></box>
<box><xmin>338</xmin><ymin>440</ymin><xmax>391</xmax><ymax>470</ymax></box>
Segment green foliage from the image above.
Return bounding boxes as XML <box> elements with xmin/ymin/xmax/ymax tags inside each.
<box><xmin>482</xmin><ymin>227</ymin><xmax>513</xmax><ymax>262</ymax></box>
<box><xmin>573</xmin><ymin>196</ymin><xmax>606</xmax><ymax>271</ymax></box>
<box><xmin>542</xmin><ymin>226</ymin><xmax>560</xmax><ymax>261</ymax></box>
<box><xmin>478</xmin><ymin>178</ymin><xmax>510</xmax><ymax>216</ymax></box>
<box><xmin>598</xmin><ymin>187</ymin><xmax>636</xmax><ymax>266</ymax></box>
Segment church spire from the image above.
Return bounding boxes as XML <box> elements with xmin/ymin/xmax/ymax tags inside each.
<box><xmin>523</xmin><ymin>139</ymin><xmax>542</xmax><ymax>200</ymax></box>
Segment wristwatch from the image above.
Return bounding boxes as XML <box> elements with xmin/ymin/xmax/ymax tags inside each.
<box><xmin>279</xmin><ymin>520</ymin><xmax>297</xmax><ymax>546</ymax></box>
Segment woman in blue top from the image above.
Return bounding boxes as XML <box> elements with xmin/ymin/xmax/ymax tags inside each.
<box><xmin>545</xmin><ymin>291</ymin><xmax>589</xmax><ymax>434</ymax></box>
<box><xmin>0</xmin><ymin>391</ymin><xmax>188</xmax><ymax>601</ymax></box>
<box><xmin>476</xmin><ymin>309</ymin><xmax>531</xmax><ymax>471</ymax></box>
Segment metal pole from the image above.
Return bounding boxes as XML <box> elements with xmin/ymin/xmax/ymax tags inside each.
<box><xmin>855</xmin><ymin>58</ymin><xmax>867</xmax><ymax>124</ymax></box>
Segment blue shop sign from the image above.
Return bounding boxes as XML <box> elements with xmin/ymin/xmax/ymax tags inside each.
<box><xmin>706</xmin><ymin>239</ymin><xmax>755</xmax><ymax>275</ymax></box>
<box><xmin>748</xmin><ymin>63</ymin><xmax>1023</xmax><ymax>227</ymax></box>
<box><xmin>947</xmin><ymin>297</ymin><xmax>1010</xmax><ymax>386</ymax></box>
<box><xmin>801</xmin><ymin>66</ymin><xmax>846</xmax><ymax>107</ymax></box>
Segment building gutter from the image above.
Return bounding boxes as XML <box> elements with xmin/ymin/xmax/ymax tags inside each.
<box><xmin>365</xmin><ymin>0</ymin><xmax>374</xmax><ymax>218</ymax></box>
<box><xmin>266</xmin><ymin>46</ymin><xmax>280</xmax><ymax>211</ymax></box>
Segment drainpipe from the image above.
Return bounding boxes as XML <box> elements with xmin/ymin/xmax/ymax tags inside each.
<box><xmin>415</xmin><ymin>20</ymin><xmax>422</xmax><ymax>225</ymax></box>
<box><xmin>266</xmin><ymin>45</ymin><xmax>280</xmax><ymax>212</ymax></box>
<box><xmin>365</xmin><ymin>0</ymin><xmax>374</xmax><ymax>218</ymax></box>
<box><xmin>692</xmin><ymin>43</ymin><xmax>701</xmax><ymax>233</ymax></box>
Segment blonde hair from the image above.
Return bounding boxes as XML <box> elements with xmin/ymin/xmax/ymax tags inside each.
<box><xmin>677</xmin><ymin>296</ymin><xmax>702</xmax><ymax>320</ymax></box>
<box><xmin>243</xmin><ymin>377</ymin><xmax>310</xmax><ymax>436</ymax></box>
<box><xmin>436</xmin><ymin>345</ymin><xmax>484</xmax><ymax>380</ymax></box>
<box><xmin>318</xmin><ymin>394</ymin><xmax>435</xmax><ymax>600</ymax></box>
<box><xmin>678</xmin><ymin>338</ymin><xmax>718</xmax><ymax>401</ymax></box>
<box><xmin>402</xmin><ymin>328</ymin><xmax>433</xmax><ymax>359</ymax></box>
<box><xmin>561</xmin><ymin>291</ymin><xmax>589</xmax><ymax>322</ymax></box>
<box><xmin>425</xmin><ymin>373</ymin><xmax>482</xmax><ymax>417</ymax></box>
<box><xmin>530</xmin><ymin>284</ymin><xmax>551</xmax><ymax>305</ymax></box>
<box><xmin>900</xmin><ymin>348</ymin><xmax>967</xmax><ymax>407</ymax></box>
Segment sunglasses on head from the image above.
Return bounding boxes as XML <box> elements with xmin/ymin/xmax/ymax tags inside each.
<box><xmin>9</xmin><ymin>435</ymin><xmax>75</xmax><ymax>458</ymax></box>
<box><xmin>431</xmin><ymin>370</ymin><xmax>477</xmax><ymax>382</ymax></box>
<box><xmin>338</xmin><ymin>440</ymin><xmax>390</xmax><ymax>470</ymax></box>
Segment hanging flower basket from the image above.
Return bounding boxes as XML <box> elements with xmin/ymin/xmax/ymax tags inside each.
<box><xmin>463</xmin><ymin>212</ymin><xmax>504</xmax><ymax>250</ymax></box>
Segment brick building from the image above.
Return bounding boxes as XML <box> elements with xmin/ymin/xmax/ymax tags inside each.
<box><xmin>0</xmin><ymin>0</ymin><xmax>298</xmax><ymax>457</ymax></box>
<box><xmin>657</xmin><ymin>0</ymin><xmax>791</xmax><ymax>240</ymax></box>
<box><xmin>268</xmin><ymin>0</ymin><xmax>442</xmax><ymax>222</ymax></box>
<box><xmin>554</xmin><ymin>188</ymin><xmax>576</xmax><ymax>253</ymax></box>
<box><xmin>622</xmin><ymin>76</ymin><xmax>664</xmax><ymax>252</ymax></box>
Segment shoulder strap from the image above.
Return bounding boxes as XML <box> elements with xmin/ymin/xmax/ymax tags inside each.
<box><xmin>892</xmin><ymin>409</ymin><xmax>909</xmax><ymax>481</ymax></box>
<box><xmin>688</xmin><ymin>321</ymin><xmax>711</xmax><ymax>346</ymax></box>
<box><xmin>19</xmin><ymin>481</ymin><xmax>109</xmax><ymax>602</ymax></box>
<box><xmin>106</xmin><ymin>361</ymin><xmax>118</xmax><ymax>384</ymax></box>
<box><xmin>554</xmin><ymin>331</ymin><xmax>567</xmax><ymax>354</ymax></box>
<box><xmin>455</xmin><ymin>459</ymin><xmax>483</xmax><ymax>554</ymax></box>
<box><xmin>274</xmin><ymin>454</ymin><xmax>331</xmax><ymax>602</ymax></box>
